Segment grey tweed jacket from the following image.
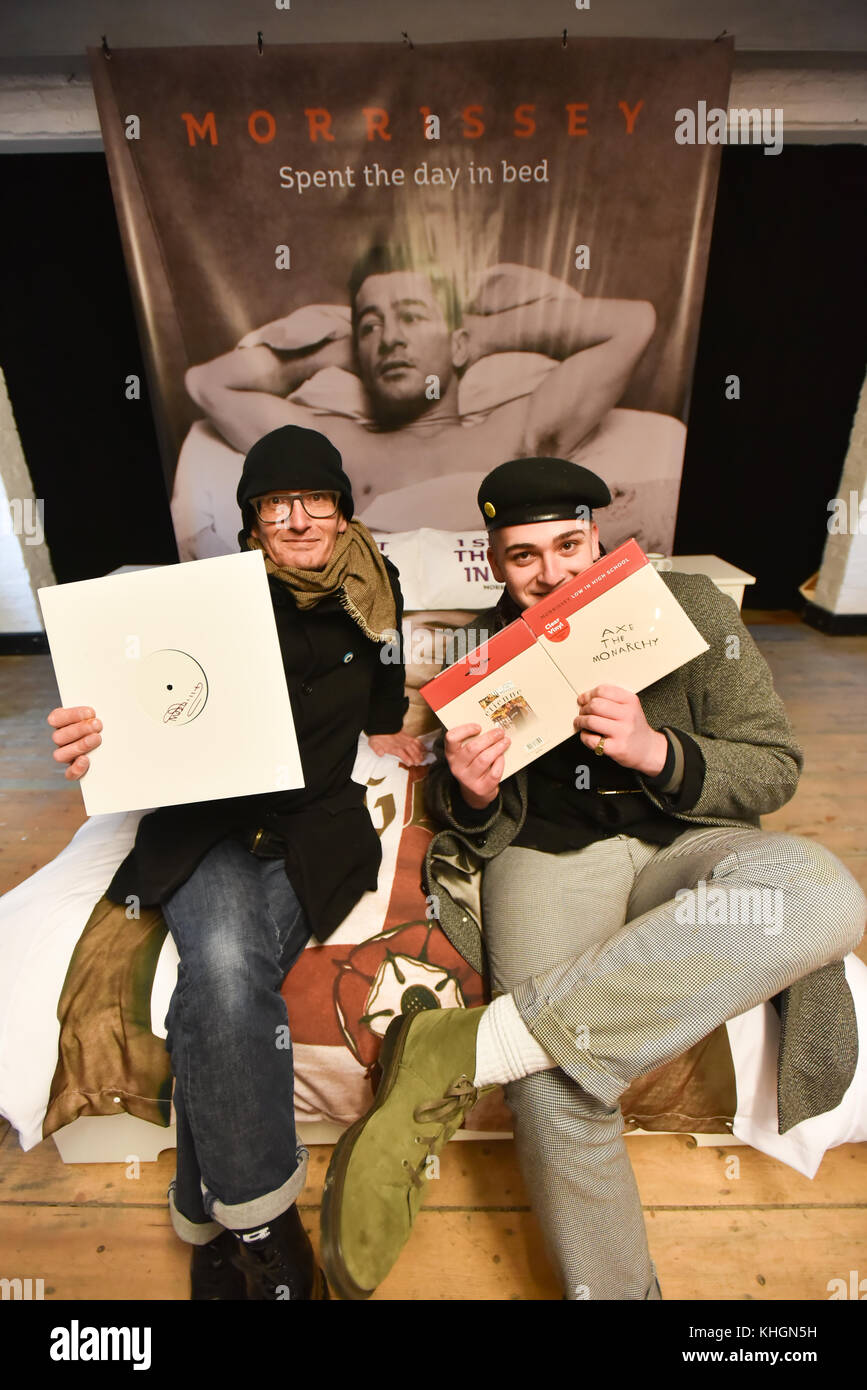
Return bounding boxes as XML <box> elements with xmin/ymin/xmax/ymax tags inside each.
<box><xmin>422</xmin><ymin>572</ymin><xmax>859</xmax><ymax>1132</ymax></box>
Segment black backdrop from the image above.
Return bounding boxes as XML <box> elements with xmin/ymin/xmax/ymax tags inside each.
<box><xmin>1</xmin><ymin>145</ymin><xmax>864</xmax><ymax>607</ymax></box>
<box><xmin>675</xmin><ymin>145</ymin><xmax>866</xmax><ymax>607</ymax></box>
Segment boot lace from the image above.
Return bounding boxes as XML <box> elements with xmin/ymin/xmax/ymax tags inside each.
<box><xmin>400</xmin><ymin>1076</ymin><xmax>480</xmax><ymax>1190</ymax></box>
<box><xmin>413</xmin><ymin>1076</ymin><xmax>479</xmax><ymax>1126</ymax></box>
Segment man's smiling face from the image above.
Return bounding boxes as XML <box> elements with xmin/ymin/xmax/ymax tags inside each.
<box><xmin>353</xmin><ymin>270</ymin><xmax>468</xmax><ymax>422</ymax></box>
<box><xmin>488</xmin><ymin>517</ymin><xmax>600</xmax><ymax>610</ymax></box>
<box><xmin>251</xmin><ymin>492</ymin><xmax>347</xmax><ymax>571</ymax></box>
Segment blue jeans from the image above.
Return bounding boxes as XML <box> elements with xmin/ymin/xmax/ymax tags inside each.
<box><xmin>161</xmin><ymin>838</ymin><xmax>311</xmax><ymax>1244</ymax></box>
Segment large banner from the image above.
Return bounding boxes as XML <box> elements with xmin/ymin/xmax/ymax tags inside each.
<box><xmin>91</xmin><ymin>38</ymin><xmax>732</xmax><ymax>560</ymax></box>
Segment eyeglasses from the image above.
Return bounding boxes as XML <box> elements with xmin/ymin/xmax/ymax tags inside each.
<box><xmin>252</xmin><ymin>491</ymin><xmax>340</xmax><ymax>522</ymax></box>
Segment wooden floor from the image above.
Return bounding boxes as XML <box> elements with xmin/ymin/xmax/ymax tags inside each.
<box><xmin>1</xmin><ymin>611</ymin><xmax>866</xmax><ymax>1301</ymax></box>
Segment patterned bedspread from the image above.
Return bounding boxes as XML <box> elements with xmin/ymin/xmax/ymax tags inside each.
<box><xmin>44</xmin><ymin>754</ymin><xmax>737</xmax><ymax>1141</ymax></box>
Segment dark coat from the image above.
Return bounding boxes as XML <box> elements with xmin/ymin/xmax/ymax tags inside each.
<box><xmin>423</xmin><ymin>572</ymin><xmax>804</xmax><ymax>971</ymax></box>
<box><xmin>107</xmin><ymin>559</ymin><xmax>408</xmax><ymax>941</ymax></box>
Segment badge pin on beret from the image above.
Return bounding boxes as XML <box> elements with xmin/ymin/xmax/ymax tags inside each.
<box><xmin>483</xmin><ymin>501</ymin><xmax>496</xmax><ymax>517</ymax></box>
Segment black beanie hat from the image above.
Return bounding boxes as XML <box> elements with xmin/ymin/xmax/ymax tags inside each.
<box><xmin>236</xmin><ymin>425</ymin><xmax>354</xmax><ymax>537</ymax></box>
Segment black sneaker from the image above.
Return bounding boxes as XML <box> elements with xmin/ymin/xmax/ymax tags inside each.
<box><xmin>190</xmin><ymin>1229</ymin><xmax>249</xmax><ymax>1300</ymax></box>
<box><xmin>230</xmin><ymin>1205</ymin><xmax>329</xmax><ymax>1300</ymax></box>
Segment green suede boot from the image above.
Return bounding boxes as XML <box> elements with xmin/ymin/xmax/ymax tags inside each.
<box><xmin>321</xmin><ymin>1005</ymin><xmax>491</xmax><ymax>1300</ymax></box>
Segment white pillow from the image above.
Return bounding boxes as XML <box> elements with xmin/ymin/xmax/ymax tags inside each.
<box><xmin>726</xmin><ymin>953</ymin><xmax>867</xmax><ymax>1179</ymax></box>
<box><xmin>0</xmin><ymin>811</ymin><xmax>144</xmax><ymax>1150</ymax></box>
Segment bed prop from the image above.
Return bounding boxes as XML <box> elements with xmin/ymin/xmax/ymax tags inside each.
<box><xmin>1</xmin><ymin>534</ymin><xmax>864</xmax><ymax>1181</ymax></box>
<box><xmin>2</xmin><ymin>727</ymin><xmax>865</xmax><ymax>1178</ymax></box>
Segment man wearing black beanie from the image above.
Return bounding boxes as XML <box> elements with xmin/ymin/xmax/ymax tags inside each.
<box><xmin>47</xmin><ymin>424</ymin><xmax>425</xmax><ymax>1300</ymax></box>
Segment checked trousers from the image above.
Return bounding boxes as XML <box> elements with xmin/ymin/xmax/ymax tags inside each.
<box><xmin>481</xmin><ymin>827</ymin><xmax>866</xmax><ymax>1300</ymax></box>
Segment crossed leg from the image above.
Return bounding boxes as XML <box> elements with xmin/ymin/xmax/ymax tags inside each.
<box><xmin>483</xmin><ymin>829</ymin><xmax>866</xmax><ymax>1299</ymax></box>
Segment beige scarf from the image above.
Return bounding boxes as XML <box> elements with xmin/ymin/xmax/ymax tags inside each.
<box><xmin>247</xmin><ymin>519</ymin><xmax>397</xmax><ymax>642</ymax></box>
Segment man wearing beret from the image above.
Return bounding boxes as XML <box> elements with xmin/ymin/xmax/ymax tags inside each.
<box><xmin>321</xmin><ymin>456</ymin><xmax>865</xmax><ymax>1301</ymax></box>
<box><xmin>47</xmin><ymin>424</ymin><xmax>425</xmax><ymax>1301</ymax></box>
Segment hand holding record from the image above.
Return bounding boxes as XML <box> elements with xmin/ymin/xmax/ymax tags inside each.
<box><xmin>444</xmin><ymin>722</ymin><xmax>509</xmax><ymax>811</ymax></box>
<box><xmin>47</xmin><ymin>706</ymin><xmax>103</xmax><ymax>781</ymax></box>
<box><xmin>38</xmin><ymin>552</ymin><xmax>303</xmax><ymax>815</ymax></box>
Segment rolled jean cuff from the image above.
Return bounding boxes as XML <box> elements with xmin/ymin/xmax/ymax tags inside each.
<box><xmin>168</xmin><ymin>1181</ymin><xmax>223</xmax><ymax>1246</ymax></box>
<box><xmin>202</xmin><ymin>1145</ymin><xmax>310</xmax><ymax>1231</ymax></box>
<box><xmin>512</xmin><ymin>977</ymin><xmax>625</xmax><ymax>1109</ymax></box>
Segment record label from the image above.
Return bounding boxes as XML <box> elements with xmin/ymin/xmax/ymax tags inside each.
<box><xmin>136</xmin><ymin>648</ymin><xmax>209</xmax><ymax>726</ymax></box>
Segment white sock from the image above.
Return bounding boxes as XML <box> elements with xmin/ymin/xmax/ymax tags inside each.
<box><xmin>473</xmin><ymin>993</ymin><xmax>557</xmax><ymax>1088</ymax></box>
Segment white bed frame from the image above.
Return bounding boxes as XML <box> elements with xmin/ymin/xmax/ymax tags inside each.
<box><xmin>50</xmin><ymin>1113</ymin><xmax>742</xmax><ymax>1164</ymax></box>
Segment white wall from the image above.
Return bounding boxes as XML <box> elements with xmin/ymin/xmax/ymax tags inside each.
<box><xmin>815</xmin><ymin>372</ymin><xmax>867</xmax><ymax>616</ymax></box>
<box><xmin>0</xmin><ymin>55</ymin><xmax>865</xmax><ymax>151</ymax></box>
<box><xmin>1</xmin><ymin>0</ymin><xmax>865</xmax><ymax>56</ymax></box>
<box><xmin>0</xmin><ymin>370</ymin><xmax>55</xmax><ymax>632</ymax></box>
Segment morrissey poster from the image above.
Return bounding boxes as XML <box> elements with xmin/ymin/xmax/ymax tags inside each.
<box><xmin>90</xmin><ymin>38</ymin><xmax>732</xmax><ymax>558</ymax></box>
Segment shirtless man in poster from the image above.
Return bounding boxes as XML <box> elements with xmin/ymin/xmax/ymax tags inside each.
<box><xmin>178</xmin><ymin>247</ymin><xmax>659</xmax><ymax>540</ymax></box>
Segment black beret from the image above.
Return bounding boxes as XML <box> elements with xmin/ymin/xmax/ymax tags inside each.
<box><xmin>236</xmin><ymin>425</ymin><xmax>354</xmax><ymax>537</ymax></box>
<box><xmin>478</xmin><ymin>457</ymin><xmax>611</xmax><ymax>530</ymax></box>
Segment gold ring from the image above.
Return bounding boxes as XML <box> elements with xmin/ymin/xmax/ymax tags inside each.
<box><xmin>594</xmin><ymin>736</ymin><xmax>606</xmax><ymax>757</ymax></box>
